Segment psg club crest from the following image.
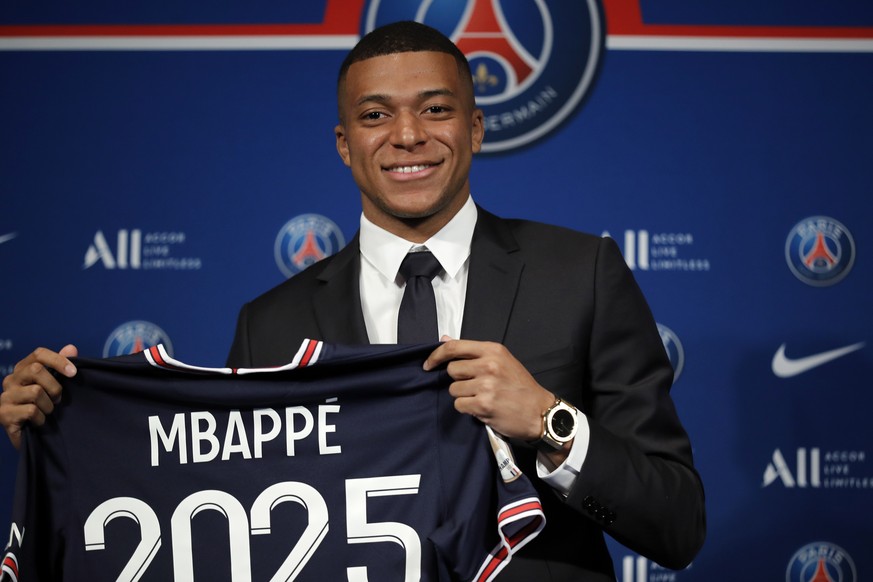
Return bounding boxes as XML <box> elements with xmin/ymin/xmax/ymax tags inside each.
<box><xmin>362</xmin><ymin>0</ymin><xmax>605</xmax><ymax>152</ymax></box>
<box><xmin>785</xmin><ymin>216</ymin><xmax>855</xmax><ymax>286</ymax></box>
<box><xmin>103</xmin><ymin>320</ymin><xmax>173</xmax><ymax>358</ymax></box>
<box><xmin>657</xmin><ymin>323</ymin><xmax>685</xmax><ymax>384</ymax></box>
<box><xmin>786</xmin><ymin>542</ymin><xmax>857</xmax><ymax>582</ymax></box>
<box><xmin>274</xmin><ymin>214</ymin><xmax>346</xmax><ymax>278</ymax></box>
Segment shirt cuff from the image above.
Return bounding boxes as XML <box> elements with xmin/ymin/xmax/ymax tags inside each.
<box><xmin>536</xmin><ymin>410</ymin><xmax>590</xmax><ymax>497</ymax></box>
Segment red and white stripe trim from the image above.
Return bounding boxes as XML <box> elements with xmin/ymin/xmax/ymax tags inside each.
<box><xmin>1</xmin><ymin>552</ymin><xmax>19</xmax><ymax>582</ymax></box>
<box><xmin>473</xmin><ymin>497</ymin><xmax>545</xmax><ymax>582</ymax></box>
<box><xmin>143</xmin><ymin>339</ymin><xmax>323</xmax><ymax>374</ymax></box>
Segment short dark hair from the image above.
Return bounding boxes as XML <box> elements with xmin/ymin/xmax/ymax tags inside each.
<box><xmin>337</xmin><ymin>21</ymin><xmax>474</xmax><ymax>114</ymax></box>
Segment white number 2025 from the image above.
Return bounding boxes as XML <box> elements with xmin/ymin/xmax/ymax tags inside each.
<box><xmin>83</xmin><ymin>474</ymin><xmax>421</xmax><ymax>582</ymax></box>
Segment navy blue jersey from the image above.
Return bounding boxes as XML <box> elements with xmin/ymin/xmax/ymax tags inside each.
<box><xmin>1</xmin><ymin>341</ymin><xmax>543</xmax><ymax>582</ymax></box>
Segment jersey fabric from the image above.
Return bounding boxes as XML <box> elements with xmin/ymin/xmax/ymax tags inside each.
<box><xmin>1</xmin><ymin>341</ymin><xmax>543</xmax><ymax>582</ymax></box>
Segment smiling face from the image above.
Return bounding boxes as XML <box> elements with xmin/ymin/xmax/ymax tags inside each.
<box><xmin>335</xmin><ymin>51</ymin><xmax>484</xmax><ymax>242</ymax></box>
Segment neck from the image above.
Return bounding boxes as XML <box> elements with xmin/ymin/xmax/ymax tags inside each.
<box><xmin>361</xmin><ymin>195</ymin><xmax>469</xmax><ymax>244</ymax></box>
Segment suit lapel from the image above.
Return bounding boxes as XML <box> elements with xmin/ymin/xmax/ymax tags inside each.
<box><xmin>312</xmin><ymin>234</ymin><xmax>370</xmax><ymax>344</ymax></box>
<box><xmin>461</xmin><ymin>208</ymin><xmax>524</xmax><ymax>342</ymax></box>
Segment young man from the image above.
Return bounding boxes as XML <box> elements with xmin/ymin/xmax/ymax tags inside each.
<box><xmin>1</xmin><ymin>21</ymin><xmax>704</xmax><ymax>580</ymax></box>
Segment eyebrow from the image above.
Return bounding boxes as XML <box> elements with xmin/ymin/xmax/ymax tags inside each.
<box><xmin>354</xmin><ymin>88</ymin><xmax>458</xmax><ymax>108</ymax></box>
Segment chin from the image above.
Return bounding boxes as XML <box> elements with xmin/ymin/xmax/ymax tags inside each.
<box><xmin>381</xmin><ymin>198</ymin><xmax>447</xmax><ymax>220</ymax></box>
<box><xmin>388</xmin><ymin>209</ymin><xmax>440</xmax><ymax>221</ymax></box>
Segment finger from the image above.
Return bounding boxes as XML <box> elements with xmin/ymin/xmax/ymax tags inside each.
<box><xmin>7</xmin><ymin>346</ymin><xmax>77</xmax><ymax>404</ymax></box>
<box><xmin>444</xmin><ymin>358</ymin><xmax>480</xmax><ymax>381</ymax></box>
<box><xmin>29</xmin><ymin>383</ymin><xmax>58</xmax><ymax>416</ymax></box>
<box><xmin>8</xmin><ymin>361</ymin><xmax>65</xmax><ymax>404</ymax></box>
<box><xmin>423</xmin><ymin>343</ymin><xmax>451</xmax><ymax>371</ymax></box>
<box><xmin>1</xmin><ymin>382</ymin><xmax>56</xmax><ymax>415</ymax></box>
<box><xmin>16</xmin><ymin>347</ymin><xmax>77</xmax><ymax>379</ymax></box>
<box><xmin>447</xmin><ymin>376</ymin><xmax>477</xmax><ymax>399</ymax></box>
<box><xmin>12</xmin><ymin>403</ymin><xmax>48</xmax><ymax>427</ymax></box>
<box><xmin>0</xmin><ymin>401</ymin><xmax>47</xmax><ymax>450</ymax></box>
<box><xmin>4</xmin><ymin>371</ymin><xmax>61</xmax><ymax>411</ymax></box>
<box><xmin>451</xmin><ymin>390</ymin><xmax>496</xmax><ymax>420</ymax></box>
<box><xmin>25</xmin><ymin>405</ymin><xmax>48</xmax><ymax>427</ymax></box>
<box><xmin>51</xmin><ymin>345</ymin><xmax>78</xmax><ymax>377</ymax></box>
<box><xmin>452</xmin><ymin>394</ymin><xmax>480</xmax><ymax>418</ymax></box>
<box><xmin>423</xmin><ymin>339</ymin><xmax>485</xmax><ymax>370</ymax></box>
<box><xmin>447</xmin><ymin>374</ymin><xmax>503</xmax><ymax>410</ymax></box>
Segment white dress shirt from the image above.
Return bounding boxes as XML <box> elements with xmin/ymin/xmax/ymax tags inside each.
<box><xmin>358</xmin><ymin>195</ymin><xmax>589</xmax><ymax>496</ymax></box>
<box><xmin>359</xmin><ymin>197</ymin><xmax>475</xmax><ymax>343</ymax></box>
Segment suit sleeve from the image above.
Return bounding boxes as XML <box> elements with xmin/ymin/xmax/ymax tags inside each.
<box><xmin>565</xmin><ymin>237</ymin><xmax>705</xmax><ymax>569</ymax></box>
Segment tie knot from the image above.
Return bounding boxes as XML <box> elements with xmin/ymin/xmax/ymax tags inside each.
<box><xmin>399</xmin><ymin>250</ymin><xmax>442</xmax><ymax>281</ymax></box>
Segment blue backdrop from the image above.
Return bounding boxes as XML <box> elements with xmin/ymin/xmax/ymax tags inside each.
<box><xmin>2</xmin><ymin>1</ymin><xmax>872</xmax><ymax>580</ymax></box>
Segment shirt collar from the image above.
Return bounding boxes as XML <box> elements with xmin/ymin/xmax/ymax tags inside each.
<box><xmin>359</xmin><ymin>196</ymin><xmax>478</xmax><ymax>283</ymax></box>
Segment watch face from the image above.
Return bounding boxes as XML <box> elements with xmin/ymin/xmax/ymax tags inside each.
<box><xmin>551</xmin><ymin>409</ymin><xmax>576</xmax><ymax>438</ymax></box>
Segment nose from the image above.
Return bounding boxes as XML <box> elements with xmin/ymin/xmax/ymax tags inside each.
<box><xmin>391</xmin><ymin>111</ymin><xmax>427</xmax><ymax>149</ymax></box>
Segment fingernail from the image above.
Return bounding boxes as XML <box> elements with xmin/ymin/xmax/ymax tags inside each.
<box><xmin>64</xmin><ymin>364</ymin><xmax>77</xmax><ymax>377</ymax></box>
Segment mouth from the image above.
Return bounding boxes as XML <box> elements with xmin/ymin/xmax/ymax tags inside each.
<box><xmin>384</xmin><ymin>163</ymin><xmax>439</xmax><ymax>175</ymax></box>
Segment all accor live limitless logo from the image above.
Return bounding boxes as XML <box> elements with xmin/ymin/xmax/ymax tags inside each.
<box><xmin>604</xmin><ymin>230</ymin><xmax>711</xmax><ymax>272</ymax></box>
<box><xmin>83</xmin><ymin>229</ymin><xmax>202</xmax><ymax>270</ymax></box>
<box><xmin>763</xmin><ymin>448</ymin><xmax>872</xmax><ymax>489</ymax></box>
<box><xmin>622</xmin><ymin>555</ymin><xmax>687</xmax><ymax>581</ymax></box>
<box><xmin>84</xmin><ymin>229</ymin><xmax>142</xmax><ymax>269</ymax></box>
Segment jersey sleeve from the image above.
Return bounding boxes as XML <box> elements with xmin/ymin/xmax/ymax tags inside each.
<box><xmin>1</xmin><ymin>423</ymin><xmax>68</xmax><ymax>582</ymax></box>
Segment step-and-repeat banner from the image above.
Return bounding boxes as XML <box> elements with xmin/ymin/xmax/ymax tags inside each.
<box><xmin>2</xmin><ymin>1</ymin><xmax>871</xmax><ymax>579</ymax></box>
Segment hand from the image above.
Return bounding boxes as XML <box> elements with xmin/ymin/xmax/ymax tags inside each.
<box><xmin>424</xmin><ymin>338</ymin><xmax>556</xmax><ymax>442</ymax></box>
<box><xmin>0</xmin><ymin>345</ymin><xmax>78</xmax><ymax>449</ymax></box>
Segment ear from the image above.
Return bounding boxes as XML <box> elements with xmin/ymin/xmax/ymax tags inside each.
<box><xmin>470</xmin><ymin>108</ymin><xmax>485</xmax><ymax>154</ymax></box>
<box><xmin>335</xmin><ymin>123</ymin><xmax>351</xmax><ymax>167</ymax></box>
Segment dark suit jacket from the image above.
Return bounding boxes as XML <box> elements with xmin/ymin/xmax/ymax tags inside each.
<box><xmin>228</xmin><ymin>207</ymin><xmax>706</xmax><ymax>581</ymax></box>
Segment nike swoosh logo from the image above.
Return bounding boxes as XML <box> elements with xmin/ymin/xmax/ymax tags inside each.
<box><xmin>0</xmin><ymin>232</ymin><xmax>17</xmax><ymax>245</ymax></box>
<box><xmin>772</xmin><ymin>342</ymin><xmax>865</xmax><ymax>378</ymax></box>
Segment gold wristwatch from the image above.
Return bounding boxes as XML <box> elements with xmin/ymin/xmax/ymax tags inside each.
<box><xmin>531</xmin><ymin>397</ymin><xmax>578</xmax><ymax>452</ymax></box>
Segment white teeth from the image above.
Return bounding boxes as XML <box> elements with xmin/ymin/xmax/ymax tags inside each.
<box><xmin>390</xmin><ymin>164</ymin><xmax>430</xmax><ymax>173</ymax></box>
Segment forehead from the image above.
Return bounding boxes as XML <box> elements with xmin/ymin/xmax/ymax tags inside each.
<box><xmin>341</xmin><ymin>51</ymin><xmax>468</xmax><ymax>104</ymax></box>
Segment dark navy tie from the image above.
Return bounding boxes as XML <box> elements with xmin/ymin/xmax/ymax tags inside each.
<box><xmin>397</xmin><ymin>251</ymin><xmax>442</xmax><ymax>343</ymax></box>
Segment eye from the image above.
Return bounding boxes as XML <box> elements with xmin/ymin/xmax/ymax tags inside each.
<box><xmin>426</xmin><ymin>105</ymin><xmax>447</xmax><ymax>114</ymax></box>
<box><xmin>363</xmin><ymin>111</ymin><xmax>385</xmax><ymax>121</ymax></box>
